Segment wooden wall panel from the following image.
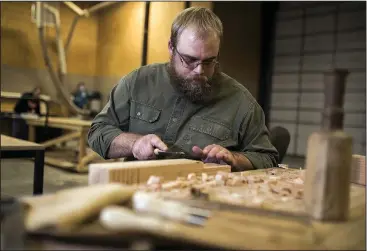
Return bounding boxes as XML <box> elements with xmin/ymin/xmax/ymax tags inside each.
<box><xmin>97</xmin><ymin>2</ymin><xmax>145</xmax><ymax>77</ymax></box>
<box><xmin>147</xmin><ymin>2</ymin><xmax>185</xmax><ymax>64</ymax></box>
<box><xmin>1</xmin><ymin>2</ymin><xmax>45</xmax><ymax>69</ymax></box>
<box><xmin>0</xmin><ymin>2</ymin><xmax>98</xmax><ymax>76</ymax></box>
<box><xmin>60</xmin><ymin>6</ymin><xmax>98</xmax><ymax>76</ymax></box>
<box><xmin>213</xmin><ymin>2</ymin><xmax>262</xmax><ymax>99</ymax></box>
<box><xmin>190</xmin><ymin>2</ymin><xmax>213</xmax><ymax>10</ymax></box>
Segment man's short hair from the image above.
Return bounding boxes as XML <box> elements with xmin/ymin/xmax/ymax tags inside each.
<box><xmin>170</xmin><ymin>7</ymin><xmax>223</xmax><ymax>48</ymax></box>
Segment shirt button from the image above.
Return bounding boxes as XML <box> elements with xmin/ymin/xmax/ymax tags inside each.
<box><xmin>137</xmin><ymin>112</ymin><xmax>141</xmax><ymax>116</ymax></box>
<box><xmin>172</xmin><ymin>118</ymin><xmax>177</xmax><ymax>123</ymax></box>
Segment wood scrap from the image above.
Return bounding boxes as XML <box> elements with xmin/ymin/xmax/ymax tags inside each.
<box><xmin>20</xmin><ymin>184</ymin><xmax>137</xmax><ymax>232</ymax></box>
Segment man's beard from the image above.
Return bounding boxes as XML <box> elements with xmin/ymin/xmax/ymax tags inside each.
<box><xmin>168</xmin><ymin>57</ymin><xmax>221</xmax><ymax>104</ymax></box>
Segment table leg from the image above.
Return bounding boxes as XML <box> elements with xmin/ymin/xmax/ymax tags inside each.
<box><xmin>78</xmin><ymin>130</ymin><xmax>87</xmax><ymax>163</ymax></box>
<box><xmin>33</xmin><ymin>150</ymin><xmax>45</xmax><ymax>195</ymax></box>
<box><xmin>28</xmin><ymin>125</ymin><xmax>36</xmax><ymax>142</ymax></box>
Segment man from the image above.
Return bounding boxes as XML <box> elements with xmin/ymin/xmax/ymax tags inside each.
<box><xmin>14</xmin><ymin>87</ymin><xmax>41</xmax><ymax>115</ymax></box>
<box><xmin>13</xmin><ymin>87</ymin><xmax>41</xmax><ymax>140</ymax></box>
<box><xmin>72</xmin><ymin>82</ymin><xmax>89</xmax><ymax>109</ymax></box>
<box><xmin>88</xmin><ymin>7</ymin><xmax>279</xmax><ymax>171</ymax></box>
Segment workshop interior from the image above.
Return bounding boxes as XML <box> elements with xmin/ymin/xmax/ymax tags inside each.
<box><xmin>0</xmin><ymin>1</ymin><xmax>366</xmax><ymax>250</ymax></box>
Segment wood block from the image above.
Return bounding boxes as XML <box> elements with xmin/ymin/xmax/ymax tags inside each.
<box><xmin>351</xmin><ymin>154</ymin><xmax>366</xmax><ymax>186</ymax></box>
<box><xmin>88</xmin><ymin>159</ymin><xmax>230</xmax><ymax>185</ymax></box>
<box><xmin>304</xmin><ymin>131</ymin><xmax>353</xmax><ymax>221</ymax></box>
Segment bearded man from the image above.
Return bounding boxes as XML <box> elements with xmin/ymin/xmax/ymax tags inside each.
<box><xmin>87</xmin><ymin>7</ymin><xmax>279</xmax><ymax>171</ymax></box>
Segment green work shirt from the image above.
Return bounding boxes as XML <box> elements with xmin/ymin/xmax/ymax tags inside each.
<box><xmin>87</xmin><ymin>63</ymin><xmax>279</xmax><ymax>170</ymax></box>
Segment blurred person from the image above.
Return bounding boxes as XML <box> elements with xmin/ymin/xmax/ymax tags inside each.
<box><xmin>72</xmin><ymin>82</ymin><xmax>89</xmax><ymax>109</ymax></box>
<box><xmin>14</xmin><ymin>87</ymin><xmax>41</xmax><ymax>115</ymax></box>
<box><xmin>12</xmin><ymin>87</ymin><xmax>41</xmax><ymax>140</ymax></box>
<box><xmin>88</xmin><ymin>7</ymin><xmax>279</xmax><ymax>171</ymax></box>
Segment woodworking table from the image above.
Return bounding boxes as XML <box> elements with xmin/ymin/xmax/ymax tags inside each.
<box><xmin>1</xmin><ymin>168</ymin><xmax>363</xmax><ymax>250</ymax></box>
<box><xmin>0</xmin><ymin>134</ymin><xmax>45</xmax><ymax>195</ymax></box>
<box><xmin>24</xmin><ymin>116</ymin><xmax>96</xmax><ymax>172</ymax></box>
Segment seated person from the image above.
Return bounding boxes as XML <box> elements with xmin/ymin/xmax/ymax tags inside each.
<box><xmin>14</xmin><ymin>87</ymin><xmax>41</xmax><ymax>116</ymax></box>
<box><xmin>72</xmin><ymin>82</ymin><xmax>89</xmax><ymax>109</ymax></box>
<box><xmin>87</xmin><ymin>7</ymin><xmax>279</xmax><ymax>171</ymax></box>
<box><xmin>12</xmin><ymin>87</ymin><xmax>41</xmax><ymax>140</ymax></box>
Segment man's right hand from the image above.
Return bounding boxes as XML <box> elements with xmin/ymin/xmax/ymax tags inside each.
<box><xmin>132</xmin><ymin>134</ymin><xmax>168</xmax><ymax>160</ymax></box>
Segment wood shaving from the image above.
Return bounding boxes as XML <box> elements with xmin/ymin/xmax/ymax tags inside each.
<box><xmin>140</xmin><ymin>168</ymin><xmax>307</xmax><ymax>213</ymax></box>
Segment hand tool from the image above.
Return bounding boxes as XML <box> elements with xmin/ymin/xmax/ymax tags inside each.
<box><xmin>304</xmin><ymin>69</ymin><xmax>353</xmax><ymax>222</ymax></box>
<box><xmin>153</xmin><ymin>148</ymin><xmax>186</xmax><ymax>159</ymax></box>
<box><xmin>153</xmin><ymin>146</ymin><xmax>202</xmax><ymax>160</ymax></box>
<box><xmin>100</xmin><ymin>205</ymin><xmax>175</xmax><ymax>233</ymax></box>
<box><xmin>132</xmin><ymin>191</ymin><xmax>211</xmax><ymax>226</ymax></box>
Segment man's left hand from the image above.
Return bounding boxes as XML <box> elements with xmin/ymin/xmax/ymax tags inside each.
<box><xmin>192</xmin><ymin>144</ymin><xmax>236</xmax><ymax>166</ymax></box>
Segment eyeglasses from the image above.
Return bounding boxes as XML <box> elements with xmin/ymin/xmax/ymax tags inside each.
<box><xmin>175</xmin><ymin>48</ymin><xmax>219</xmax><ymax>70</ymax></box>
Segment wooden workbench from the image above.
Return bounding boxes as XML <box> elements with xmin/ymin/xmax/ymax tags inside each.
<box><xmin>15</xmin><ymin>169</ymin><xmax>366</xmax><ymax>250</ymax></box>
<box><xmin>0</xmin><ymin>134</ymin><xmax>45</xmax><ymax>194</ymax></box>
<box><xmin>24</xmin><ymin>116</ymin><xmax>99</xmax><ymax>172</ymax></box>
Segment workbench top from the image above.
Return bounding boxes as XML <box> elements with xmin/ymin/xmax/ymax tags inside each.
<box><xmin>25</xmin><ymin>116</ymin><xmax>92</xmax><ymax>126</ymax></box>
<box><xmin>0</xmin><ymin>134</ymin><xmax>44</xmax><ymax>151</ymax></box>
<box><xmin>18</xmin><ymin>168</ymin><xmax>365</xmax><ymax>250</ymax></box>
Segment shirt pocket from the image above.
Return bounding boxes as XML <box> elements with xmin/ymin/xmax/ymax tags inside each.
<box><xmin>130</xmin><ymin>100</ymin><xmax>161</xmax><ymax>123</ymax></box>
<box><xmin>186</xmin><ymin>116</ymin><xmax>233</xmax><ymax>148</ymax></box>
<box><xmin>129</xmin><ymin>101</ymin><xmax>162</xmax><ymax>134</ymax></box>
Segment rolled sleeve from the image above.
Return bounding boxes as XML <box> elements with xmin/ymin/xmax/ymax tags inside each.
<box><xmin>88</xmin><ymin>124</ymin><xmax>122</xmax><ymax>159</ymax></box>
<box><xmin>87</xmin><ymin>77</ymin><xmax>131</xmax><ymax>159</ymax></box>
<box><xmin>239</xmin><ymin>103</ymin><xmax>279</xmax><ymax>169</ymax></box>
<box><xmin>242</xmin><ymin>151</ymin><xmax>277</xmax><ymax>170</ymax></box>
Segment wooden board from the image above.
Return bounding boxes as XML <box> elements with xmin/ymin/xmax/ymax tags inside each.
<box><xmin>25</xmin><ymin>116</ymin><xmax>92</xmax><ymax>130</ymax></box>
<box><xmin>0</xmin><ymin>134</ymin><xmax>44</xmax><ymax>151</ymax></box>
<box><xmin>88</xmin><ymin>159</ymin><xmax>231</xmax><ymax>185</ymax></box>
<box><xmin>351</xmin><ymin>154</ymin><xmax>366</xmax><ymax>186</ymax></box>
<box><xmin>20</xmin><ymin>184</ymin><xmax>137</xmax><ymax>232</ymax></box>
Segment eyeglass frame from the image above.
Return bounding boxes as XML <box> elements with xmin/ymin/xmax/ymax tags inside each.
<box><xmin>174</xmin><ymin>47</ymin><xmax>219</xmax><ymax>70</ymax></box>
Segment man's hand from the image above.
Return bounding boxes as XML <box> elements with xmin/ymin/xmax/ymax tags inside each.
<box><xmin>192</xmin><ymin>144</ymin><xmax>236</xmax><ymax>166</ymax></box>
<box><xmin>192</xmin><ymin>144</ymin><xmax>254</xmax><ymax>171</ymax></box>
<box><xmin>132</xmin><ymin>134</ymin><xmax>168</xmax><ymax>160</ymax></box>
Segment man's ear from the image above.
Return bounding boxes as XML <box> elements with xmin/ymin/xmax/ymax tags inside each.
<box><xmin>168</xmin><ymin>40</ymin><xmax>173</xmax><ymax>56</ymax></box>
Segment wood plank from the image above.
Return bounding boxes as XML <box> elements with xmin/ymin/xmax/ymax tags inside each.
<box><xmin>351</xmin><ymin>154</ymin><xmax>366</xmax><ymax>185</ymax></box>
<box><xmin>0</xmin><ymin>134</ymin><xmax>44</xmax><ymax>151</ymax></box>
<box><xmin>44</xmin><ymin>156</ymin><xmax>77</xmax><ymax>170</ymax></box>
<box><xmin>41</xmin><ymin>131</ymin><xmax>81</xmax><ymax>148</ymax></box>
<box><xmin>88</xmin><ymin>160</ymin><xmax>231</xmax><ymax>185</ymax></box>
<box><xmin>25</xmin><ymin>117</ymin><xmax>92</xmax><ymax>127</ymax></box>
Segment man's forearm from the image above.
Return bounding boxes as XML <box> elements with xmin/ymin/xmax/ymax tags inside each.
<box><xmin>231</xmin><ymin>152</ymin><xmax>254</xmax><ymax>172</ymax></box>
<box><xmin>107</xmin><ymin>132</ymin><xmax>142</xmax><ymax>159</ymax></box>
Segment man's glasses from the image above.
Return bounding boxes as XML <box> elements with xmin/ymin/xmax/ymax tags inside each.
<box><xmin>175</xmin><ymin>48</ymin><xmax>218</xmax><ymax>70</ymax></box>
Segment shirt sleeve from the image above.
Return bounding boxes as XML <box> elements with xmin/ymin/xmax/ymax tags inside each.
<box><xmin>238</xmin><ymin>102</ymin><xmax>279</xmax><ymax>170</ymax></box>
<box><xmin>87</xmin><ymin>77</ymin><xmax>131</xmax><ymax>159</ymax></box>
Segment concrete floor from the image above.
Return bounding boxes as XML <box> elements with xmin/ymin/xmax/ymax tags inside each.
<box><xmin>1</xmin><ymin>155</ymin><xmax>305</xmax><ymax>198</ymax></box>
<box><xmin>1</xmin><ymin>159</ymin><xmax>88</xmax><ymax>197</ymax></box>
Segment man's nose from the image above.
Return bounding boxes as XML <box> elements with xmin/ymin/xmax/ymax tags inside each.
<box><xmin>193</xmin><ymin>63</ymin><xmax>204</xmax><ymax>74</ymax></box>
